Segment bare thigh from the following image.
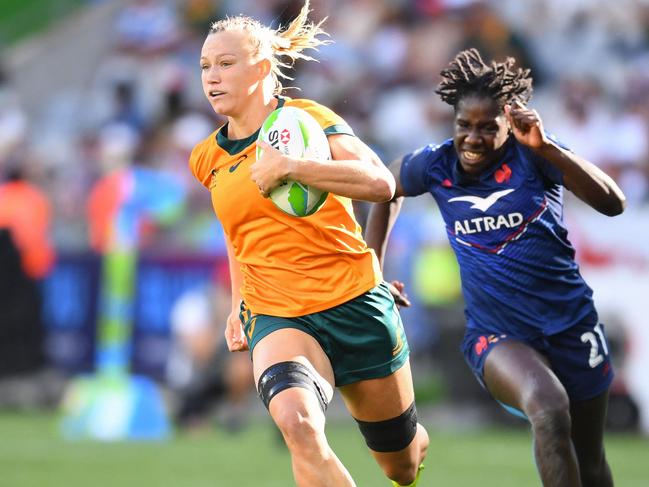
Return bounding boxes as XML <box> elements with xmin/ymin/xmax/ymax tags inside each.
<box><xmin>484</xmin><ymin>340</ymin><xmax>566</xmax><ymax>411</ymax></box>
<box><xmin>338</xmin><ymin>360</ymin><xmax>415</xmax><ymax>421</ymax></box>
<box><xmin>339</xmin><ymin>360</ymin><xmax>422</xmax><ymax>467</ymax></box>
<box><xmin>252</xmin><ymin>327</ymin><xmax>335</xmax><ymax>403</ymax></box>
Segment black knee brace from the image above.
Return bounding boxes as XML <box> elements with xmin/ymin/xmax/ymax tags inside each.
<box><xmin>257</xmin><ymin>361</ymin><xmax>329</xmax><ymax>413</ymax></box>
<box><xmin>354</xmin><ymin>402</ymin><xmax>418</xmax><ymax>452</ymax></box>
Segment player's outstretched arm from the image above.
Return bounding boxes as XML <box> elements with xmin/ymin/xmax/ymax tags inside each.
<box><xmin>505</xmin><ymin>102</ymin><xmax>626</xmax><ymax>216</ymax></box>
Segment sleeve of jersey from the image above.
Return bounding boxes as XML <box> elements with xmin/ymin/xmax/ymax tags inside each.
<box><xmin>400</xmin><ymin>144</ymin><xmax>437</xmax><ymax>196</ymax></box>
<box><xmin>188</xmin><ymin>140</ymin><xmax>212</xmax><ymax>189</ymax></box>
<box><xmin>293</xmin><ymin>99</ymin><xmax>355</xmax><ymax>136</ymax></box>
<box><xmin>529</xmin><ymin>132</ymin><xmax>568</xmax><ymax>185</ymax></box>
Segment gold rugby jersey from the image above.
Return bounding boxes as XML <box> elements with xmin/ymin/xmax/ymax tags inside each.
<box><xmin>189</xmin><ymin>97</ymin><xmax>382</xmax><ymax>317</ymax></box>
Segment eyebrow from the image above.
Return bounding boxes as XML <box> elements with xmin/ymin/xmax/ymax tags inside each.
<box><xmin>455</xmin><ymin>118</ymin><xmax>499</xmax><ymax>126</ymax></box>
<box><xmin>200</xmin><ymin>53</ymin><xmax>236</xmax><ymax>60</ymax></box>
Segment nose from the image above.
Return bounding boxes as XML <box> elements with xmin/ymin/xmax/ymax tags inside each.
<box><xmin>204</xmin><ymin>66</ymin><xmax>221</xmax><ymax>83</ymax></box>
<box><xmin>464</xmin><ymin>128</ymin><xmax>482</xmax><ymax>146</ymax></box>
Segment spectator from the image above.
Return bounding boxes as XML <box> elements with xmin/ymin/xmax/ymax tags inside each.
<box><xmin>0</xmin><ymin>164</ymin><xmax>55</xmax><ymax>378</ymax></box>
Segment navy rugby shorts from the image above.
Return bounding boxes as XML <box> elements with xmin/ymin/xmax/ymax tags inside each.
<box><xmin>462</xmin><ymin>318</ymin><xmax>614</xmax><ymax>415</ymax></box>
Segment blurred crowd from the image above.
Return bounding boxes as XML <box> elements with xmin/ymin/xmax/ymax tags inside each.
<box><xmin>2</xmin><ymin>0</ymin><xmax>648</xmax><ymax>255</ymax></box>
<box><xmin>1</xmin><ymin>0</ymin><xmax>649</xmax><ymax>432</ymax></box>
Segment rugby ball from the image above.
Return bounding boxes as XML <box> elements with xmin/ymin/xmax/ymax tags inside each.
<box><xmin>256</xmin><ymin>106</ymin><xmax>330</xmax><ymax>217</ymax></box>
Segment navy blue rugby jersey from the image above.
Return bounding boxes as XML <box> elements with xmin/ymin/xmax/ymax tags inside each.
<box><xmin>400</xmin><ymin>136</ymin><xmax>597</xmax><ymax>337</ymax></box>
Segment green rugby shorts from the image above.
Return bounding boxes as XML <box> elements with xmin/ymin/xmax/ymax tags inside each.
<box><xmin>239</xmin><ymin>282</ymin><xmax>409</xmax><ymax>386</ymax></box>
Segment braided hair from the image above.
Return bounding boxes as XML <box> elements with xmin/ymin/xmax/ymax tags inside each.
<box><xmin>436</xmin><ymin>48</ymin><xmax>533</xmax><ymax>109</ymax></box>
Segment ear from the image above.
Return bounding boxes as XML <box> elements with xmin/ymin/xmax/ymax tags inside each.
<box><xmin>256</xmin><ymin>58</ymin><xmax>272</xmax><ymax>78</ymax></box>
<box><xmin>502</xmin><ymin>105</ymin><xmax>513</xmax><ymax>132</ymax></box>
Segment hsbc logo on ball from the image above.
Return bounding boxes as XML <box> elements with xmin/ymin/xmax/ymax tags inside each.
<box><xmin>280</xmin><ymin>129</ymin><xmax>291</xmax><ymax>144</ymax></box>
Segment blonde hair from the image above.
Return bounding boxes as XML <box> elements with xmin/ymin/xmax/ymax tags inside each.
<box><xmin>208</xmin><ymin>0</ymin><xmax>330</xmax><ymax>95</ymax></box>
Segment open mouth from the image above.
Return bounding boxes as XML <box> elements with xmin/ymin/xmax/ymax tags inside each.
<box><xmin>209</xmin><ymin>90</ymin><xmax>225</xmax><ymax>98</ymax></box>
<box><xmin>462</xmin><ymin>151</ymin><xmax>483</xmax><ymax>162</ymax></box>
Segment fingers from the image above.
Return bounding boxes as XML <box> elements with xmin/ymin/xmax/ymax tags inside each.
<box><xmin>225</xmin><ymin>315</ymin><xmax>249</xmax><ymax>352</ymax></box>
<box><xmin>226</xmin><ymin>334</ymin><xmax>249</xmax><ymax>352</ymax></box>
<box><xmin>391</xmin><ymin>280</ymin><xmax>405</xmax><ymax>292</ymax></box>
<box><xmin>255</xmin><ymin>140</ymin><xmax>277</xmax><ymax>155</ymax></box>
<box><xmin>505</xmin><ymin>102</ymin><xmax>539</xmax><ymax>133</ymax></box>
<box><xmin>229</xmin><ymin>341</ymin><xmax>249</xmax><ymax>352</ymax></box>
<box><xmin>394</xmin><ymin>293</ymin><xmax>411</xmax><ymax>308</ymax></box>
<box><xmin>251</xmin><ymin>141</ymin><xmax>285</xmax><ymax>197</ymax></box>
<box><xmin>250</xmin><ymin>163</ymin><xmax>271</xmax><ymax>197</ymax></box>
<box><xmin>387</xmin><ymin>280</ymin><xmax>412</xmax><ymax>308</ymax></box>
<box><xmin>514</xmin><ymin>99</ymin><xmax>527</xmax><ymax>109</ymax></box>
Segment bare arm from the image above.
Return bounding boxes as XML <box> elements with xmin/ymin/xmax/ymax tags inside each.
<box><xmin>225</xmin><ymin>236</ymin><xmax>243</xmax><ymax>310</ymax></box>
<box><xmin>505</xmin><ymin>102</ymin><xmax>626</xmax><ymax>216</ymax></box>
<box><xmin>533</xmin><ymin>142</ymin><xmax>626</xmax><ymax>216</ymax></box>
<box><xmin>364</xmin><ymin>157</ymin><xmax>411</xmax><ymax>307</ymax></box>
<box><xmin>252</xmin><ymin>133</ymin><xmax>395</xmax><ymax>202</ymax></box>
<box><xmin>224</xmin><ymin>236</ymin><xmax>247</xmax><ymax>352</ymax></box>
<box><xmin>365</xmin><ymin>157</ymin><xmax>407</xmax><ymax>267</ymax></box>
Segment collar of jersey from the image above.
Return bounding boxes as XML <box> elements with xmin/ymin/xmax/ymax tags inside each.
<box><xmin>216</xmin><ymin>96</ymin><xmax>287</xmax><ymax>155</ymax></box>
<box><xmin>451</xmin><ymin>135</ymin><xmax>515</xmax><ymax>185</ymax></box>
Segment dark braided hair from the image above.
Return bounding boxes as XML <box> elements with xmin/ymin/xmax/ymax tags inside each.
<box><xmin>436</xmin><ymin>48</ymin><xmax>533</xmax><ymax>109</ymax></box>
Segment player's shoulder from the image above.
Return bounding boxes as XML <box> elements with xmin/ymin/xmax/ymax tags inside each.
<box><xmin>190</xmin><ymin>127</ymin><xmax>221</xmax><ymax>156</ymax></box>
<box><xmin>189</xmin><ymin>127</ymin><xmax>223</xmax><ymax>187</ymax></box>
<box><xmin>283</xmin><ymin>97</ymin><xmax>354</xmax><ymax>136</ymax></box>
<box><xmin>284</xmin><ymin>96</ymin><xmax>329</xmax><ymax>113</ymax></box>
<box><xmin>405</xmin><ymin>138</ymin><xmax>455</xmax><ymax>165</ymax></box>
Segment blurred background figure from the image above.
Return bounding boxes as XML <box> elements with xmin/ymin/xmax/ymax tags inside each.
<box><xmin>167</xmin><ymin>267</ymin><xmax>254</xmax><ymax>433</ymax></box>
<box><xmin>58</xmin><ymin>118</ymin><xmax>187</xmax><ymax>441</ymax></box>
<box><xmin>0</xmin><ymin>162</ymin><xmax>57</xmax><ymax>407</ymax></box>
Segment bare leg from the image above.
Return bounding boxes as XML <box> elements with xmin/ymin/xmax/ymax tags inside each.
<box><xmin>340</xmin><ymin>360</ymin><xmax>429</xmax><ymax>486</ymax></box>
<box><xmin>252</xmin><ymin>328</ymin><xmax>355</xmax><ymax>487</ymax></box>
<box><xmin>571</xmin><ymin>391</ymin><xmax>614</xmax><ymax>486</ymax></box>
<box><xmin>484</xmin><ymin>340</ymin><xmax>581</xmax><ymax>487</ymax></box>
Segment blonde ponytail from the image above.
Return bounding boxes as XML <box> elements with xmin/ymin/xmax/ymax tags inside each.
<box><xmin>209</xmin><ymin>0</ymin><xmax>330</xmax><ymax>94</ymax></box>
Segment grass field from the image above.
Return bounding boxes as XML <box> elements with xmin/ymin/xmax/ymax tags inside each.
<box><xmin>0</xmin><ymin>412</ymin><xmax>647</xmax><ymax>487</ymax></box>
<box><xmin>0</xmin><ymin>0</ymin><xmax>84</xmax><ymax>44</ymax></box>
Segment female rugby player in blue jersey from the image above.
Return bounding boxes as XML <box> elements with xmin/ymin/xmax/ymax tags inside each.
<box><xmin>366</xmin><ymin>48</ymin><xmax>626</xmax><ymax>487</ymax></box>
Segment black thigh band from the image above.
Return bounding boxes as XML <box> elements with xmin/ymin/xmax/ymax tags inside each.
<box><xmin>354</xmin><ymin>402</ymin><xmax>418</xmax><ymax>452</ymax></box>
<box><xmin>257</xmin><ymin>361</ymin><xmax>329</xmax><ymax>413</ymax></box>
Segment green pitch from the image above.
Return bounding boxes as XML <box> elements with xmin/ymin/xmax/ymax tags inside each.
<box><xmin>0</xmin><ymin>0</ymin><xmax>85</xmax><ymax>44</ymax></box>
<box><xmin>0</xmin><ymin>412</ymin><xmax>647</xmax><ymax>487</ymax></box>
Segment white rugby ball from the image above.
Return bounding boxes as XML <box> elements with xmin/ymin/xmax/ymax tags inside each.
<box><xmin>256</xmin><ymin>106</ymin><xmax>330</xmax><ymax>217</ymax></box>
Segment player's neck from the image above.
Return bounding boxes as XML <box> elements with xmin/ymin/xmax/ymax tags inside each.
<box><xmin>227</xmin><ymin>96</ymin><xmax>278</xmax><ymax>140</ymax></box>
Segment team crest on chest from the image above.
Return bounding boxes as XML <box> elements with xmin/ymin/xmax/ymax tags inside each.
<box><xmin>494</xmin><ymin>163</ymin><xmax>512</xmax><ymax>183</ymax></box>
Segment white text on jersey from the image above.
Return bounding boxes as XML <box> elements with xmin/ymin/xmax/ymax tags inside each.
<box><xmin>454</xmin><ymin>213</ymin><xmax>523</xmax><ymax>235</ymax></box>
